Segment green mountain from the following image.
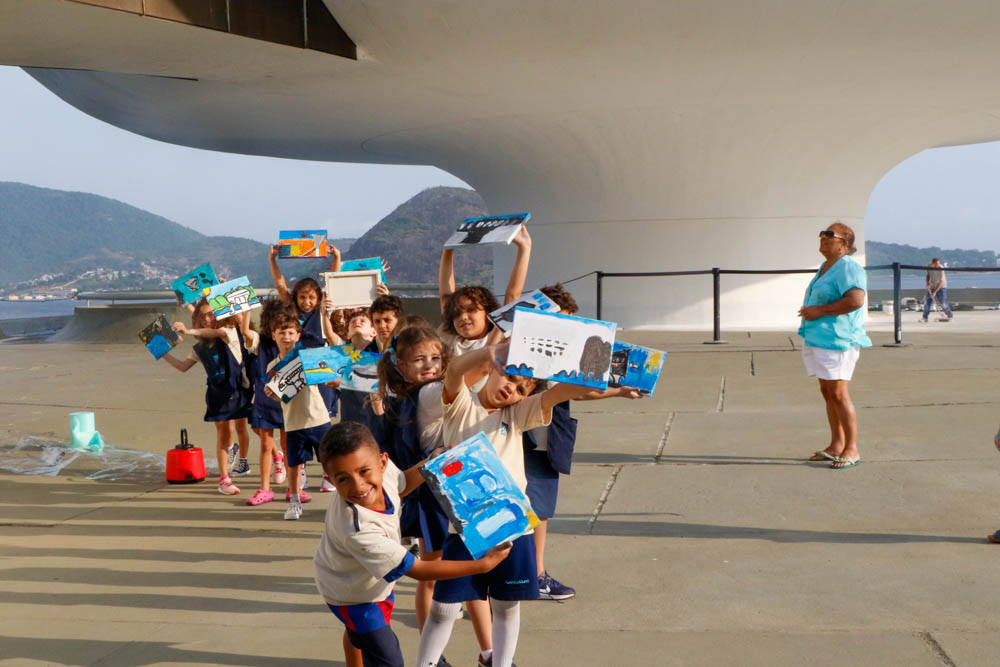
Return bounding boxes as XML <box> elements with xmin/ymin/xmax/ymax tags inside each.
<box><xmin>865</xmin><ymin>240</ymin><xmax>998</xmax><ymax>269</ymax></box>
<box><xmin>0</xmin><ymin>181</ymin><xmax>490</xmax><ymax>292</ymax></box>
<box><xmin>346</xmin><ymin>186</ymin><xmax>492</xmax><ymax>285</ymax></box>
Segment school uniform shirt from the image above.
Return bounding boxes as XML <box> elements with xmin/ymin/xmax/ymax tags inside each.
<box><xmin>442</xmin><ymin>384</ymin><xmax>550</xmax><ymax>493</ymax></box>
<box><xmin>416</xmin><ymin>382</ymin><xmax>446</xmax><ymax>456</ymax></box>
<box><xmin>266</xmin><ymin>355</ymin><xmax>329</xmax><ymax>432</ymax></box>
<box><xmin>437</xmin><ymin>328</ymin><xmax>489</xmax><ymax>392</ymax></box>
<box><xmin>314</xmin><ymin>460</ymin><xmax>414</xmax><ymax>606</ymax></box>
<box><xmin>186</xmin><ymin>327</ymin><xmax>257</xmax><ymax>388</ymax></box>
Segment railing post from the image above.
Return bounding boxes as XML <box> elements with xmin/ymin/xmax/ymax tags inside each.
<box><xmin>595</xmin><ymin>271</ymin><xmax>604</xmax><ymax>320</ymax></box>
<box><xmin>703</xmin><ymin>268</ymin><xmax>727</xmax><ymax>344</ymax></box>
<box><xmin>883</xmin><ymin>261</ymin><xmax>909</xmax><ymax>347</ymax></box>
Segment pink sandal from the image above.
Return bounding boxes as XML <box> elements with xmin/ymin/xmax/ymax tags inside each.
<box><xmin>246</xmin><ymin>488</ymin><xmax>274</xmax><ymax>506</ymax></box>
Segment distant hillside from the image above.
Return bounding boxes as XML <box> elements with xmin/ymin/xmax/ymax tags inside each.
<box><xmin>347</xmin><ymin>186</ymin><xmax>491</xmax><ymax>285</ymax></box>
<box><xmin>0</xmin><ymin>181</ymin><xmax>491</xmax><ymax>292</ymax></box>
<box><xmin>866</xmin><ymin>240</ymin><xmax>998</xmax><ymax>269</ymax></box>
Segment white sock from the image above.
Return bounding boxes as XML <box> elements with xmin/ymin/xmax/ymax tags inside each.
<box><xmin>490</xmin><ymin>598</ymin><xmax>520</xmax><ymax>667</ymax></box>
<box><xmin>290</xmin><ymin>493</ymin><xmax>300</xmax><ymax>503</ymax></box>
<box><xmin>415</xmin><ymin>601</ymin><xmax>460</xmax><ymax>666</ymax></box>
<box><xmin>480</xmin><ymin>649</ymin><xmax>493</xmax><ymax>662</ymax></box>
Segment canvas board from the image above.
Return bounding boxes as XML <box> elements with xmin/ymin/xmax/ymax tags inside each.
<box><xmin>263</xmin><ymin>344</ymin><xmax>306</xmax><ymax>403</ymax></box>
<box><xmin>505</xmin><ymin>307</ymin><xmax>617</xmax><ymax>389</ymax></box>
<box><xmin>420</xmin><ymin>431</ymin><xmax>539</xmax><ymax>559</ymax></box>
<box><xmin>279</xmin><ymin>229</ymin><xmax>328</xmax><ymax>258</ymax></box>
<box><xmin>488</xmin><ymin>289</ymin><xmax>561</xmax><ymax>337</ymax></box>
<box><xmin>322</xmin><ymin>270</ymin><xmax>382</xmax><ymax>310</ymax></box>
<box><xmin>205</xmin><ymin>276</ymin><xmax>261</xmax><ymax>320</ymax></box>
<box><xmin>170</xmin><ymin>263</ymin><xmax>219</xmax><ymax>303</ymax></box>
<box><xmin>340</xmin><ymin>257</ymin><xmax>387</xmax><ymax>283</ymax></box>
<box><xmin>608</xmin><ymin>341</ymin><xmax>666</xmax><ymax>396</ymax></box>
<box><xmin>300</xmin><ymin>344</ymin><xmax>382</xmax><ymax>393</ymax></box>
<box><xmin>138</xmin><ymin>314</ymin><xmax>180</xmax><ymax>360</ymax></box>
<box><xmin>443</xmin><ymin>213</ymin><xmax>530</xmax><ymax>248</ymax></box>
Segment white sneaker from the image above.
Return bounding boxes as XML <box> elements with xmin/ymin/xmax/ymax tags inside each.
<box><xmin>272</xmin><ymin>456</ymin><xmax>287</xmax><ymax>485</ymax></box>
<box><xmin>321</xmin><ymin>474</ymin><xmax>336</xmax><ymax>493</ymax></box>
<box><xmin>284</xmin><ymin>498</ymin><xmax>303</xmax><ymax>520</ymax></box>
<box><xmin>301</xmin><ymin>468</ymin><xmax>308</xmax><ymax>490</ymax></box>
<box><xmin>218</xmin><ymin>476</ymin><xmax>240</xmax><ymax>495</ymax></box>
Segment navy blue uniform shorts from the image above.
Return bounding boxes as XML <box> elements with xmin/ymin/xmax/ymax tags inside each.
<box><xmin>524</xmin><ymin>448</ymin><xmax>559</xmax><ymax>520</ymax></box>
<box><xmin>286</xmin><ymin>423</ymin><xmax>330</xmax><ymax>468</ymax></box>
<box><xmin>432</xmin><ymin>533</ymin><xmax>539</xmax><ymax>602</ymax></box>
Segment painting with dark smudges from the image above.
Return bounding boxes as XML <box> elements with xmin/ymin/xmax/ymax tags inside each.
<box><xmin>504</xmin><ymin>307</ymin><xmax>617</xmax><ymax>389</ymax></box>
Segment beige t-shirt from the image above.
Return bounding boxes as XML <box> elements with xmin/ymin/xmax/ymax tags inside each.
<box><xmin>417</xmin><ymin>382</ymin><xmax>446</xmax><ymax>455</ymax></box>
<box><xmin>314</xmin><ymin>461</ymin><xmax>410</xmax><ymax>606</ymax></box>
<box><xmin>266</xmin><ymin>355</ymin><xmax>329</xmax><ymax>432</ymax></box>
<box><xmin>442</xmin><ymin>384</ymin><xmax>550</xmax><ymax>492</ymax></box>
<box><xmin>438</xmin><ymin>328</ymin><xmax>490</xmax><ymax>392</ymax></box>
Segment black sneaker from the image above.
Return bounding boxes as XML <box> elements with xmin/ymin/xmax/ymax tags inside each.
<box><xmin>231</xmin><ymin>457</ymin><xmax>251</xmax><ymax>477</ymax></box>
<box><xmin>436</xmin><ymin>656</ymin><xmax>452</xmax><ymax>667</ymax></box>
<box><xmin>477</xmin><ymin>655</ymin><xmax>515</xmax><ymax>667</ymax></box>
<box><xmin>538</xmin><ymin>571</ymin><xmax>575</xmax><ymax>600</ymax></box>
<box><xmin>226</xmin><ymin>443</ymin><xmax>239</xmax><ymax>470</ymax></box>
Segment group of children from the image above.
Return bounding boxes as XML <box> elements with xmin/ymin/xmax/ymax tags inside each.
<box><xmin>161</xmin><ymin>227</ymin><xmax>642</xmax><ymax>667</ymax></box>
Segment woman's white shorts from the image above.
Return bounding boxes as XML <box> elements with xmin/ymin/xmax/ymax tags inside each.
<box><xmin>801</xmin><ymin>344</ymin><xmax>860</xmax><ymax>381</ymax></box>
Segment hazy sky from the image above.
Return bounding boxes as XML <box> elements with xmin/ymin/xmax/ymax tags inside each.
<box><xmin>2</xmin><ymin>65</ymin><xmax>999</xmax><ymax>252</ymax></box>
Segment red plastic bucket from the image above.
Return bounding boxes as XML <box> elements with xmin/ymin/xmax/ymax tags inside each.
<box><xmin>166</xmin><ymin>429</ymin><xmax>206</xmax><ymax>484</ymax></box>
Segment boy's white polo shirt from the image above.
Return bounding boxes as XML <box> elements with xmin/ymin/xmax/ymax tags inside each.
<box><xmin>314</xmin><ymin>460</ymin><xmax>411</xmax><ymax>606</ymax></box>
<box><xmin>442</xmin><ymin>385</ymin><xmax>550</xmax><ymax>493</ymax></box>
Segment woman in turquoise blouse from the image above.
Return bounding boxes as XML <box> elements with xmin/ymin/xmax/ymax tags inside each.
<box><xmin>798</xmin><ymin>222</ymin><xmax>871</xmax><ymax>469</ymax></box>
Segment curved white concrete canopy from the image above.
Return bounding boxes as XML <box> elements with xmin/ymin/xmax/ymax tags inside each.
<box><xmin>4</xmin><ymin>0</ymin><xmax>1000</xmax><ymax>328</ymax></box>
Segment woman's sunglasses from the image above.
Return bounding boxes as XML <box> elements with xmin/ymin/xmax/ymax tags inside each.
<box><xmin>819</xmin><ymin>230</ymin><xmax>846</xmax><ymax>240</ymax></box>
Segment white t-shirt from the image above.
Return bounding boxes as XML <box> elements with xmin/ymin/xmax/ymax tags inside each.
<box><xmin>438</xmin><ymin>329</ymin><xmax>489</xmax><ymax>392</ymax></box>
<box><xmin>442</xmin><ymin>384</ymin><xmax>549</xmax><ymax>493</ymax></box>
<box><xmin>266</xmin><ymin>355</ymin><xmax>329</xmax><ymax>432</ymax></box>
<box><xmin>417</xmin><ymin>382</ymin><xmax>446</xmax><ymax>455</ymax></box>
<box><xmin>314</xmin><ymin>460</ymin><xmax>410</xmax><ymax>606</ymax></box>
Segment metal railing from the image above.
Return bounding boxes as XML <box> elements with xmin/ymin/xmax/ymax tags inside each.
<box><xmin>74</xmin><ymin>283</ymin><xmax>438</xmax><ymax>305</ymax></box>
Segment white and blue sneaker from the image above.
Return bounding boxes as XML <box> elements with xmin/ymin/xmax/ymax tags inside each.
<box><xmin>538</xmin><ymin>571</ymin><xmax>575</xmax><ymax>600</ymax></box>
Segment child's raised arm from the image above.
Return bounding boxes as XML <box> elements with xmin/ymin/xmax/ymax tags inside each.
<box><xmin>438</xmin><ymin>248</ymin><xmax>456</xmax><ymax>317</ymax></box>
<box><xmin>503</xmin><ymin>226</ymin><xmax>532</xmax><ymax>306</ymax></box>
<box><xmin>268</xmin><ymin>244</ymin><xmax>292</xmax><ymax>305</ymax></box>
<box><xmin>442</xmin><ymin>345</ymin><xmax>494</xmax><ymax>404</ymax></box>
<box><xmin>328</xmin><ymin>244</ymin><xmax>342</xmax><ymax>274</ymax></box>
<box><xmin>321</xmin><ymin>306</ymin><xmax>343</xmax><ymax>346</ymax></box>
<box><xmin>576</xmin><ymin>386</ymin><xmax>644</xmax><ymax>401</ymax></box>
<box><xmin>540</xmin><ymin>381</ymin><xmax>598</xmax><ymax>420</ymax></box>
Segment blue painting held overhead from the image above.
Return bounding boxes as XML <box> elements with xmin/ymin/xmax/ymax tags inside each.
<box><xmin>299</xmin><ymin>344</ymin><xmax>382</xmax><ymax>392</ymax></box>
<box><xmin>340</xmin><ymin>257</ymin><xmax>387</xmax><ymax>283</ymax></box>
<box><xmin>170</xmin><ymin>263</ymin><xmax>219</xmax><ymax>304</ymax></box>
<box><xmin>420</xmin><ymin>432</ymin><xmax>539</xmax><ymax>559</ymax></box>
<box><xmin>444</xmin><ymin>213</ymin><xmax>530</xmax><ymax>248</ymax></box>
<box><xmin>505</xmin><ymin>308</ymin><xmax>617</xmax><ymax>389</ymax></box>
<box><xmin>608</xmin><ymin>341</ymin><xmax>666</xmax><ymax>396</ymax></box>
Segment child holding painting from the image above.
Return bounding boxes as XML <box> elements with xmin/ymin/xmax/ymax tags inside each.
<box><xmin>415</xmin><ymin>343</ymin><xmax>594</xmax><ymax>667</ymax></box>
<box><xmin>163</xmin><ymin>300</ymin><xmax>254</xmax><ymax>495</ymax></box>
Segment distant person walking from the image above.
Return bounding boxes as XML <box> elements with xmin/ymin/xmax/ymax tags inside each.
<box><xmin>922</xmin><ymin>258</ymin><xmax>954</xmax><ymax>322</ymax></box>
<box><xmin>800</xmin><ymin>222</ymin><xmax>871</xmax><ymax>469</ymax></box>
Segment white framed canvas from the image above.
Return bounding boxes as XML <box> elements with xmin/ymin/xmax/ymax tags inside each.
<box><xmin>444</xmin><ymin>213</ymin><xmax>529</xmax><ymax>248</ymax></box>
<box><xmin>321</xmin><ymin>269</ymin><xmax>382</xmax><ymax>311</ymax></box>
<box><xmin>505</xmin><ymin>307</ymin><xmax>617</xmax><ymax>389</ymax></box>
<box><xmin>488</xmin><ymin>289</ymin><xmax>561</xmax><ymax>337</ymax></box>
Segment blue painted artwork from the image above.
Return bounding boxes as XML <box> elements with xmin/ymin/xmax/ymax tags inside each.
<box><xmin>299</xmin><ymin>344</ymin><xmax>382</xmax><ymax>392</ymax></box>
<box><xmin>206</xmin><ymin>276</ymin><xmax>261</xmax><ymax>320</ymax></box>
<box><xmin>504</xmin><ymin>308</ymin><xmax>617</xmax><ymax>389</ymax></box>
<box><xmin>170</xmin><ymin>263</ymin><xmax>219</xmax><ymax>303</ymax></box>
<box><xmin>444</xmin><ymin>213</ymin><xmax>530</xmax><ymax>248</ymax></box>
<box><xmin>263</xmin><ymin>343</ymin><xmax>305</xmax><ymax>403</ymax></box>
<box><xmin>488</xmin><ymin>289</ymin><xmax>561</xmax><ymax>337</ymax></box>
<box><xmin>608</xmin><ymin>341</ymin><xmax>666</xmax><ymax>396</ymax></box>
<box><xmin>341</xmin><ymin>257</ymin><xmax>387</xmax><ymax>283</ymax></box>
<box><xmin>279</xmin><ymin>229</ymin><xmax>328</xmax><ymax>258</ymax></box>
<box><xmin>420</xmin><ymin>432</ymin><xmax>539</xmax><ymax>559</ymax></box>
<box><xmin>138</xmin><ymin>314</ymin><xmax>180</xmax><ymax>360</ymax></box>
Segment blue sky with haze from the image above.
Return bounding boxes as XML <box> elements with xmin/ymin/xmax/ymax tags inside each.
<box><xmin>2</xmin><ymin>65</ymin><xmax>999</xmax><ymax>252</ymax></box>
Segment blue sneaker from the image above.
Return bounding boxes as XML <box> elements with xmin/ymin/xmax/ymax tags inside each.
<box><xmin>538</xmin><ymin>571</ymin><xmax>575</xmax><ymax>600</ymax></box>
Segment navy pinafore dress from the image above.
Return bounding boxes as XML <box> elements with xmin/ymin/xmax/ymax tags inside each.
<box><xmin>298</xmin><ymin>308</ymin><xmax>339</xmax><ymax>417</ymax></box>
<box><xmin>193</xmin><ymin>328</ymin><xmax>254</xmax><ymax>422</ymax></box>
<box><xmin>249</xmin><ymin>335</ymin><xmax>284</xmax><ymax>430</ymax></box>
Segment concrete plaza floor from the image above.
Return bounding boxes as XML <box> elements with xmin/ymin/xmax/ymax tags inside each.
<box><xmin>1</xmin><ymin>313</ymin><xmax>999</xmax><ymax>665</ymax></box>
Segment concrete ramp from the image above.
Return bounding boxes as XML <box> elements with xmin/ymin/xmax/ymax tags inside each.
<box><xmin>50</xmin><ymin>305</ymin><xmax>190</xmax><ymax>344</ymax></box>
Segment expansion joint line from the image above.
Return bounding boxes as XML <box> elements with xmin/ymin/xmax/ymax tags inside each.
<box><xmin>750</xmin><ymin>352</ymin><xmax>756</xmax><ymax>376</ymax></box>
<box><xmin>919</xmin><ymin>632</ymin><xmax>956</xmax><ymax>667</ymax></box>
<box><xmin>587</xmin><ymin>464</ymin><xmax>624</xmax><ymax>535</ymax></box>
<box><xmin>654</xmin><ymin>412</ymin><xmax>675</xmax><ymax>464</ymax></box>
<box><xmin>716</xmin><ymin>377</ymin><xmax>726</xmax><ymax>412</ymax></box>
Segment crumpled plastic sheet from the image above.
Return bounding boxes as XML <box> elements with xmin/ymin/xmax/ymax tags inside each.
<box><xmin>0</xmin><ymin>434</ymin><xmax>166</xmax><ymax>482</ymax></box>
